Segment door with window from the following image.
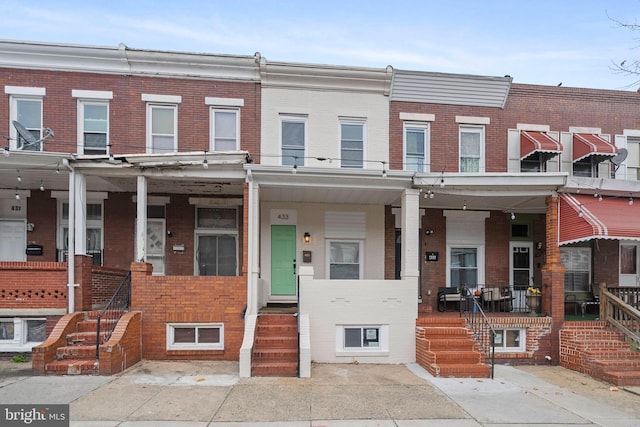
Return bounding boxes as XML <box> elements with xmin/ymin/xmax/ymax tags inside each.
<box><xmin>271</xmin><ymin>225</ymin><xmax>297</xmax><ymax>296</ymax></box>
<box><xmin>510</xmin><ymin>242</ymin><xmax>533</xmax><ymax>309</ymax></box>
<box><xmin>0</xmin><ymin>220</ymin><xmax>26</xmax><ymax>261</ymax></box>
<box><xmin>147</xmin><ymin>219</ymin><xmax>166</xmax><ymax>275</ymax></box>
<box><xmin>620</xmin><ymin>241</ymin><xmax>640</xmax><ymax>287</ymax></box>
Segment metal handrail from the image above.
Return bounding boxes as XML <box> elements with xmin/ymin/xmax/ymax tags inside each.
<box><xmin>461</xmin><ymin>294</ymin><xmax>497</xmax><ymax>379</ymax></box>
<box><xmin>95</xmin><ymin>271</ymin><xmax>131</xmax><ymax>362</ymax></box>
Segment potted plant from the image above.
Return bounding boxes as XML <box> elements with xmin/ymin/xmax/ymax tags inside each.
<box><xmin>526</xmin><ymin>287</ymin><xmax>541</xmax><ymax>315</ymax></box>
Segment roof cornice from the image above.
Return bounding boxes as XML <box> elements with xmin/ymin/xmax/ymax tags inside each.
<box><xmin>259</xmin><ymin>58</ymin><xmax>393</xmax><ymax>95</ymax></box>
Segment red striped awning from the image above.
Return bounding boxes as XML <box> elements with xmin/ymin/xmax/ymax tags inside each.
<box><xmin>520</xmin><ymin>131</ymin><xmax>562</xmax><ymax>160</ymax></box>
<box><xmin>559</xmin><ymin>193</ymin><xmax>640</xmax><ymax>245</ymax></box>
<box><xmin>573</xmin><ymin>133</ymin><xmax>617</xmax><ymax>161</ymax></box>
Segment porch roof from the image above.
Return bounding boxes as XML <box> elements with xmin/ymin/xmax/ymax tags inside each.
<box><xmin>559</xmin><ymin>193</ymin><xmax>640</xmax><ymax>245</ymax></box>
<box><xmin>246</xmin><ymin>165</ymin><xmax>414</xmax><ymax>205</ymax></box>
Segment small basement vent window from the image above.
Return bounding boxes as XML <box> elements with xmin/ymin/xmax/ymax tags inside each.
<box><xmin>166</xmin><ymin>323</ymin><xmax>224</xmax><ymax>350</ymax></box>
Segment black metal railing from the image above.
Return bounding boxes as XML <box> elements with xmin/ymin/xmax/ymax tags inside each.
<box><xmin>461</xmin><ymin>293</ymin><xmax>497</xmax><ymax>379</ymax></box>
<box><xmin>602</xmin><ymin>287</ymin><xmax>640</xmax><ymax>349</ymax></box>
<box><xmin>95</xmin><ymin>271</ymin><xmax>131</xmax><ymax>362</ymax></box>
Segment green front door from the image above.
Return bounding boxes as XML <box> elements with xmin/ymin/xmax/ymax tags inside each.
<box><xmin>271</xmin><ymin>225</ymin><xmax>297</xmax><ymax>296</ymax></box>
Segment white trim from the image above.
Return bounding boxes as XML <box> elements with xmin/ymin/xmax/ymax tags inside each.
<box><xmin>72</xmin><ymin>89</ymin><xmax>113</xmax><ymax>100</ymax></box>
<box><xmin>77</xmin><ymin>99</ymin><xmax>109</xmax><ymax>155</ymax></box>
<box><xmin>0</xmin><ymin>309</ymin><xmax>66</xmax><ymax>316</ymax></box>
<box><xmin>569</xmin><ymin>126</ymin><xmax>601</xmax><ymax>134</ymax></box>
<box><xmin>0</xmin><ymin>190</ymin><xmax>31</xmax><ymax>199</ymax></box>
<box><xmin>623</xmin><ymin>129</ymin><xmax>640</xmax><ymax>137</ymax></box>
<box><xmin>399</xmin><ymin>112</ymin><xmax>435</xmax><ymax>122</ymax></box>
<box><xmin>403</xmin><ymin>121</ymin><xmax>430</xmax><ymax>173</ymax></box>
<box><xmin>456</xmin><ymin>115</ymin><xmax>490</xmax><ymax>125</ymax></box>
<box><xmin>141</xmin><ymin>93</ymin><xmax>182</xmax><ymax>103</ymax></box>
<box><xmin>4</xmin><ymin>86</ymin><xmax>46</xmax><ymax>96</ymax></box>
<box><xmin>210</xmin><ymin>107</ymin><xmax>240</xmax><ymax>151</ymax></box>
<box><xmin>326</xmin><ymin>240</ymin><xmax>364</xmax><ymax>279</ymax></box>
<box><xmin>280</xmin><ymin>114</ymin><xmax>308</xmax><ymax>166</ymax></box>
<box><xmin>516</xmin><ymin>123</ymin><xmax>550</xmax><ymax>132</ymax></box>
<box><xmin>188</xmin><ymin>197</ymin><xmax>243</xmax><ymax>206</ymax></box>
<box><xmin>166</xmin><ymin>322</ymin><xmax>224</xmax><ymax>350</ymax></box>
<box><xmin>493</xmin><ymin>328</ymin><xmax>526</xmax><ymax>352</ymax></box>
<box><xmin>335</xmin><ymin>324</ymin><xmax>389</xmax><ymax>356</ymax></box>
<box><xmin>205</xmin><ymin>97</ymin><xmax>245</xmax><ymax>107</ymax></box>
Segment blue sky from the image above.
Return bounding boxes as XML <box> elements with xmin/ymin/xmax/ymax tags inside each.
<box><xmin>1</xmin><ymin>0</ymin><xmax>639</xmax><ymax>90</ymax></box>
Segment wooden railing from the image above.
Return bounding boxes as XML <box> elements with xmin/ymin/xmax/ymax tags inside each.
<box><xmin>601</xmin><ymin>286</ymin><xmax>640</xmax><ymax>349</ymax></box>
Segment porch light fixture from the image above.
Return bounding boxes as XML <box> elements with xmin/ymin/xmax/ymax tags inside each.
<box><xmin>17</xmin><ymin>170</ymin><xmax>21</xmax><ymax>182</ymax></box>
<box><xmin>39</xmin><ymin>179</ymin><xmax>44</xmax><ymax>192</ymax></box>
<box><xmin>14</xmin><ymin>189</ymin><xmax>20</xmax><ymax>201</ymax></box>
<box><xmin>303</xmin><ymin>232</ymin><xmax>311</xmax><ymax>244</ymax></box>
<box><xmin>424</xmin><ymin>190</ymin><xmax>435</xmax><ymax>199</ymax></box>
<box><xmin>424</xmin><ymin>228</ymin><xmax>434</xmax><ymax>235</ymax></box>
<box><xmin>462</xmin><ymin>200</ymin><xmax>467</xmax><ymax>211</ymax></box>
<box><xmin>440</xmin><ymin>177</ymin><xmax>445</xmax><ymax>188</ymax></box>
<box><xmin>511</xmin><ymin>212</ymin><xmax>515</xmax><ymax>220</ymax></box>
<box><xmin>202</xmin><ymin>150</ymin><xmax>209</xmax><ymax>169</ymax></box>
<box><xmin>292</xmin><ymin>164</ymin><xmax>297</xmax><ymax>174</ymax></box>
<box><xmin>598</xmin><ymin>194</ymin><xmax>603</xmax><ymax>202</ymax></box>
<box><xmin>578</xmin><ymin>204</ymin><xmax>584</xmax><ymax>217</ymax></box>
<box><xmin>2</xmin><ymin>146</ymin><xmax>8</xmax><ymax>157</ymax></box>
<box><xmin>381</xmin><ymin>161</ymin><xmax>387</xmax><ymax>178</ymax></box>
<box><xmin>629</xmin><ymin>195</ymin><xmax>634</xmax><ymax>206</ymax></box>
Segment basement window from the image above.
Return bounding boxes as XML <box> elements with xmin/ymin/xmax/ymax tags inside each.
<box><xmin>0</xmin><ymin>318</ymin><xmax>46</xmax><ymax>351</ymax></box>
<box><xmin>494</xmin><ymin>328</ymin><xmax>525</xmax><ymax>352</ymax></box>
<box><xmin>166</xmin><ymin>323</ymin><xmax>224</xmax><ymax>350</ymax></box>
<box><xmin>336</xmin><ymin>325</ymin><xmax>389</xmax><ymax>356</ymax></box>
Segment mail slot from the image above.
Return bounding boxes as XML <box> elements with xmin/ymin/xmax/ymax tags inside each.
<box><xmin>26</xmin><ymin>244</ymin><xmax>43</xmax><ymax>256</ymax></box>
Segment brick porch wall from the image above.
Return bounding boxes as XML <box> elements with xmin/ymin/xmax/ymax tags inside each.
<box><xmin>91</xmin><ymin>266</ymin><xmax>129</xmax><ymax>309</ymax></box>
<box><xmin>0</xmin><ymin>261</ymin><xmax>67</xmax><ymax>309</ymax></box>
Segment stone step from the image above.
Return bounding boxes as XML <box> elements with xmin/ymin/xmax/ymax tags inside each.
<box><xmin>67</xmin><ymin>331</ymin><xmax>104</xmax><ymax>346</ymax></box>
<box><xmin>437</xmin><ymin>363</ymin><xmax>491</xmax><ymax>378</ymax></box>
<box><xmin>45</xmin><ymin>359</ymin><xmax>98</xmax><ymax>376</ymax></box>
<box><xmin>56</xmin><ymin>345</ymin><xmax>96</xmax><ymax>360</ymax></box>
<box><xmin>602</xmin><ymin>370</ymin><xmax>640</xmax><ymax>386</ymax></box>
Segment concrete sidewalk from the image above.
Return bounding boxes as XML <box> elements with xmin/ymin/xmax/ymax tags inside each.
<box><xmin>0</xmin><ymin>360</ymin><xmax>639</xmax><ymax>426</ymax></box>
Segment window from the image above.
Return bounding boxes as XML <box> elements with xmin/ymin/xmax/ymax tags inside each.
<box><xmin>211</xmin><ymin>108</ymin><xmax>239</xmax><ymax>151</ymax></box>
<box><xmin>459</xmin><ymin>125</ymin><xmax>484</xmax><ymax>172</ymax></box>
<box><xmin>0</xmin><ymin>318</ymin><xmax>46</xmax><ymax>351</ymax></box>
<box><xmin>13</xmin><ymin>98</ymin><xmax>43</xmax><ymax>151</ymax></box>
<box><xmin>79</xmin><ymin>101</ymin><xmax>108</xmax><ymax>155</ymax></box>
<box><xmin>572</xmin><ymin>157</ymin><xmax>596</xmax><ymax>177</ymax></box>
<box><xmin>337</xmin><ymin>325</ymin><xmax>388</xmax><ymax>354</ymax></box>
<box><xmin>494</xmin><ymin>329</ymin><xmax>525</xmax><ymax>352</ymax></box>
<box><xmin>561</xmin><ymin>247</ymin><xmax>591</xmax><ymax>292</ymax></box>
<box><xmin>627</xmin><ymin>136</ymin><xmax>640</xmax><ymax>180</ymax></box>
<box><xmin>328</xmin><ymin>241</ymin><xmax>362</xmax><ymax>279</ymax></box>
<box><xmin>404</xmin><ymin>123</ymin><xmax>429</xmax><ymax>172</ymax></box>
<box><xmin>340</xmin><ymin>120</ymin><xmax>365</xmax><ymax>168</ymax></box>
<box><xmin>621</xmin><ymin>243</ymin><xmax>638</xmax><ymax>275</ymax></box>
<box><xmin>521</xmin><ymin>152</ymin><xmax>546</xmax><ymax>173</ymax></box>
<box><xmin>281</xmin><ymin>115</ymin><xmax>306</xmax><ymax>166</ymax></box>
<box><xmin>58</xmin><ymin>201</ymin><xmax>104</xmax><ymax>266</ymax></box>
<box><xmin>450</xmin><ymin>247</ymin><xmax>478</xmax><ymax>287</ymax></box>
<box><xmin>147</xmin><ymin>104</ymin><xmax>177</xmax><ymax>153</ymax></box>
<box><xmin>166</xmin><ymin>323</ymin><xmax>224</xmax><ymax>350</ymax></box>
<box><xmin>345</xmin><ymin>327</ymin><xmax>380</xmax><ymax>348</ymax></box>
<box><xmin>195</xmin><ymin>207</ymin><xmax>238</xmax><ymax>276</ymax></box>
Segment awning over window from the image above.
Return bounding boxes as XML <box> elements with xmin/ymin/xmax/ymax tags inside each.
<box><xmin>572</xmin><ymin>133</ymin><xmax>618</xmax><ymax>161</ymax></box>
<box><xmin>559</xmin><ymin>193</ymin><xmax>640</xmax><ymax>245</ymax></box>
<box><xmin>520</xmin><ymin>131</ymin><xmax>562</xmax><ymax>160</ymax></box>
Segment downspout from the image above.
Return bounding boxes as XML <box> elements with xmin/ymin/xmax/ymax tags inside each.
<box><xmin>65</xmin><ymin>159</ymin><xmax>76</xmax><ymax>313</ymax></box>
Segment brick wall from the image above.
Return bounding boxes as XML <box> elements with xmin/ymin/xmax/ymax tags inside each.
<box><xmin>98</xmin><ymin>311</ymin><xmax>142</xmax><ymax>375</ymax></box>
<box><xmin>25</xmin><ymin>190</ymin><xmax>58</xmax><ymax>262</ymax></box>
<box><xmin>0</xmin><ymin>261</ymin><xmax>67</xmax><ymax>309</ymax></box>
<box><xmin>91</xmin><ymin>266</ymin><xmax>129</xmax><ymax>308</ymax></box>
<box><xmin>489</xmin><ymin>316</ymin><xmax>553</xmax><ymax>364</ymax></box>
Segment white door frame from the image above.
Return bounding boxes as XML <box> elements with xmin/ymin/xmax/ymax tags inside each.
<box><xmin>620</xmin><ymin>240</ymin><xmax>640</xmax><ymax>287</ymax></box>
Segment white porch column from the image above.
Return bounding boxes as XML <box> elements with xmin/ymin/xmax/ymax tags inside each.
<box><xmin>135</xmin><ymin>175</ymin><xmax>148</xmax><ymax>263</ymax></box>
<box><xmin>67</xmin><ymin>170</ymin><xmax>76</xmax><ymax>313</ymax></box>
<box><xmin>247</xmin><ymin>181</ymin><xmax>260</xmax><ymax>316</ymax></box>
<box><xmin>73</xmin><ymin>173</ymin><xmax>87</xmax><ymax>255</ymax></box>
<box><xmin>401</xmin><ymin>188</ymin><xmax>420</xmax><ymax>279</ymax></box>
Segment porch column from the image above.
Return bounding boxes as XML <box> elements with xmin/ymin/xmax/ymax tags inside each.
<box><xmin>542</xmin><ymin>194</ymin><xmax>566</xmax><ymax>363</ymax></box>
<box><xmin>135</xmin><ymin>175</ymin><xmax>148</xmax><ymax>263</ymax></box>
<box><xmin>73</xmin><ymin>173</ymin><xmax>87</xmax><ymax>256</ymax></box>
<box><xmin>246</xmin><ymin>180</ymin><xmax>260</xmax><ymax>316</ymax></box>
<box><xmin>67</xmin><ymin>169</ymin><xmax>76</xmax><ymax>313</ymax></box>
<box><xmin>401</xmin><ymin>189</ymin><xmax>420</xmax><ymax>280</ymax></box>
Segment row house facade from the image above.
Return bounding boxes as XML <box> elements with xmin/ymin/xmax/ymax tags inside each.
<box><xmin>0</xmin><ymin>40</ymin><xmax>639</xmax><ymax>378</ymax></box>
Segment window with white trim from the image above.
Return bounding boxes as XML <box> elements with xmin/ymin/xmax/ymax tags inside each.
<box><xmin>281</xmin><ymin>115</ymin><xmax>306</xmax><ymax>167</ymax></box>
<box><xmin>404</xmin><ymin>122</ymin><xmax>429</xmax><ymax>172</ymax></box>
<box><xmin>166</xmin><ymin>323</ymin><xmax>224</xmax><ymax>350</ymax></box>
<box><xmin>79</xmin><ymin>101</ymin><xmax>109</xmax><ymax>155</ymax></box>
<box><xmin>195</xmin><ymin>207</ymin><xmax>238</xmax><ymax>276</ymax></box>
<box><xmin>328</xmin><ymin>240</ymin><xmax>362</xmax><ymax>279</ymax></box>
<box><xmin>0</xmin><ymin>318</ymin><xmax>46</xmax><ymax>351</ymax></box>
<box><xmin>340</xmin><ymin>119</ymin><xmax>365</xmax><ymax>168</ymax></box>
<box><xmin>561</xmin><ymin>247</ymin><xmax>591</xmax><ymax>292</ymax></box>
<box><xmin>450</xmin><ymin>247</ymin><xmax>478</xmax><ymax>287</ymax></box>
<box><xmin>459</xmin><ymin>125</ymin><xmax>484</xmax><ymax>172</ymax></box>
<box><xmin>336</xmin><ymin>325</ymin><xmax>389</xmax><ymax>353</ymax></box>
<box><xmin>627</xmin><ymin>136</ymin><xmax>640</xmax><ymax>180</ymax></box>
<box><xmin>211</xmin><ymin>108</ymin><xmax>239</xmax><ymax>151</ymax></box>
<box><xmin>147</xmin><ymin>104</ymin><xmax>177</xmax><ymax>153</ymax></box>
<box><xmin>12</xmin><ymin>97</ymin><xmax>43</xmax><ymax>151</ymax></box>
<box><xmin>494</xmin><ymin>328</ymin><xmax>525</xmax><ymax>352</ymax></box>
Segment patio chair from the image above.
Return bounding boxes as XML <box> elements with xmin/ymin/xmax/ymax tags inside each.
<box><xmin>437</xmin><ymin>287</ymin><xmax>464</xmax><ymax>312</ymax></box>
<box><xmin>481</xmin><ymin>287</ymin><xmax>513</xmax><ymax>312</ymax></box>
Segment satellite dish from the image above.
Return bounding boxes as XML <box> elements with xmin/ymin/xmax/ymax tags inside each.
<box><xmin>610</xmin><ymin>148</ymin><xmax>628</xmax><ymax>171</ymax></box>
<box><xmin>12</xmin><ymin>120</ymin><xmax>54</xmax><ymax>150</ymax></box>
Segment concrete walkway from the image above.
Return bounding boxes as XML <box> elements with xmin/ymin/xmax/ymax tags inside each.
<box><xmin>0</xmin><ymin>360</ymin><xmax>639</xmax><ymax>426</ymax></box>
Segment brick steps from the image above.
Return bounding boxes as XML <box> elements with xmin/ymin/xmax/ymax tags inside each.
<box><xmin>46</xmin><ymin>359</ymin><xmax>98</xmax><ymax>375</ymax></box>
<box><xmin>560</xmin><ymin>321</ymin><xmax>640</xmax><ymax>386</ymax></box>
<box><xmin>416</xmin><ymin>317</ymin><xmax>489</xmax><ymax>379</ymax></box>
<box><xmin>252</xmin><ymin>314</ymin><xmax>299</xmax><ymax>377</ymax></box>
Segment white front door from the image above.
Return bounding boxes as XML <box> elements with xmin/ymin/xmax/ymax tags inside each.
<box><xmin>620</xmin><ymin>241</ymin><xmax>640</xmax><ymax>287</ymax></box>
<box><xmin>510</xmin><ymin>242</ymin><xmax>533</xmax><ymax>310</ymax></box>
<box><xmin>146</xmin><ymin>219</ymin><xmax>166</xmax><ymax>275</ymax></box>
<box><xmin>0</xmin><ymin>219</ymin><xmax>26</xmax><ymax>261</ymax></box>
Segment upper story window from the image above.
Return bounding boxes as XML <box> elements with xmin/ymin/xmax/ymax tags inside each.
<box><xmin>519</xmin><ymin>130</ymin><xmax>562</xmax><ymax>173</ymax></box>
<box><xmin>459</xmin><ymin>125</ymin><xmax>484</xmax><ymax>173</ymax></box>
<box><xmin>340</xmin><ymin>119</ymin><xmax>365</xmax><ymax>168</ymax></box>
<box><xmin>5</xmin><ymin>86</ymin><xmax>46</xmax><ymax>152</ymax></box>
<box><xmin>206</xmin><ymin>97</ymin><xmax>244</xmax><ymax>152</ymax></box>
<box><xmin>404</xmin><ymin>122</ymin><xmax>429</xmax><ymax>172</ymax></box>
<box><xmin>628</xmin><ymin>136</ymin><xmax>640</xmax><ymax>180</ymax></box>
<box><xmin>570</xmin><ymin>132</ymin><xmax>616</xmax><ymax>178</ymax></box>
<box><xmin>281</xmin><ymin>115</ymin><xmax>306</xmax><ymax>167</ymax></box>
<box><xmin>142</xmin><ymin>94</ymin><xmax>181</xmax><ymax>154</ymax></box>
<box><xmin>73</xmin><ymin>90</ymin><xmax>112</xmax><ymax>155</ymax></box>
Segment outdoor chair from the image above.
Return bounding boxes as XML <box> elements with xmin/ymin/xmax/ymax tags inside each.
<box><xmin>481</xmin><ymin>287</ymin><xmax>513</xmax><ymax>312</ymax></box>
